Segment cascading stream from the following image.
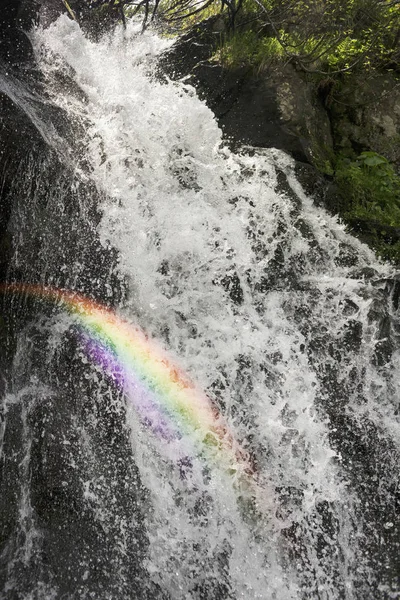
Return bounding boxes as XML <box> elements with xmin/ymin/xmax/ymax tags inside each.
<box><xmin>0</xmin><ymin>14</ymin><xmax>399</xmax><ymax>600</ymax></box>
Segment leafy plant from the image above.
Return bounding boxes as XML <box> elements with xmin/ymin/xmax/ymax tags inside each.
<box><xmin>336</xmin><ymin>151</ymin><xmax>400</xmax><ymax>221</ymax></box>
<box><xmin>335</xmin><ymin>151</ymin><xmax>400</xmax><ymax>262</ymax></box>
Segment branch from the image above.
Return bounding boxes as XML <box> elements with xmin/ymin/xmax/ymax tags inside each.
<box><xmin>62</xmin><ymin>0</ymin><xmax>78</xmax><ymax>20</ymax></box>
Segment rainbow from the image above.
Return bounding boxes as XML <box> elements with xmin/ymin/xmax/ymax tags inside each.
<box><xmin>0</xmin><ymin>283</ymin><xmax>257</xmax><ymax>495</ymax></box>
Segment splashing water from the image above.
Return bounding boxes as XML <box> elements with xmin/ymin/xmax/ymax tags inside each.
<box><xmin>1</xmin><ymin>14</ymin><xmax>399</xmax><ymax>600</ymax></box>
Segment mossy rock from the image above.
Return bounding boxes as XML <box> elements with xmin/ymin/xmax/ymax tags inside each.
<box><xmin>330</xmin><ymin>73</ymin><xmax>400</xmax><ymax>172</ymax></box>
<box><xmin>273</xmin><ymin>66</ymin><xmax>335</xmax><ymax>172</ymax></box>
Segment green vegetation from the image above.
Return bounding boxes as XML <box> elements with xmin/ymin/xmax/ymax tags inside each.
<box><xmin>335</xmin><ymin>151</ymin><xmax>400</xmax><ymax>262</ymax></box>
<box><xmin>336</xmin><ymin>151</ymin><xmax>400</xmax><ymax>226</ymax></box>
<box><xmin>213</xmin><ymin>0</ymin><xmax>400</xmax><ymax>76</ymax></box>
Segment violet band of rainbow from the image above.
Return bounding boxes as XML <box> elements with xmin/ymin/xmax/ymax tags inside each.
<box><xmin>79</xmin><ymin>331</ymin><xmax>180</xmax><ymax>442</ymax></box>
<box><xmin>0</xmin><ymin>283</ymin><xmax>255</xmax><ymax>481</ymax></box>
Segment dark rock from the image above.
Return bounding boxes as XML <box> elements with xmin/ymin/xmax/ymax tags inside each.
<box><xmin>387</xmin><ymin>275</ymin><xmax>400</xmax><ymax>312</ymax></box>
<box><xmin>294</xmin><ymin>161</ymin><xmax>326</xmax><ymax>198</ymax></box>
<box><xmin>162</xmin><ymin>29</ymin><xmax>334</xmax><ymax>167</ymax></box>
<box><xmin>0</xmin><ymin>0</ymin><xmax>78</xmax><ymax>65</ymax></box>
<box><xmin>0</xmin><ymin>86</ymin><xmax>46</xmax><ymax>284</ymax></box>
<box><xmin>294</xmin><ymin>162</ymin><xmax>347</xmax><ymax>215</ymax></box>
<box><xmin>0</xmin><ymin>0</ymin><xmax>39</xmax><ymax>65</ymax></box>
<box><xmin>293</xmin><ymin>160</ymin><xmax>332</xmax><ymax>207</ymax></box>
<box><xmin>158</xmin><ymin>16</ymin><xmax>225</xmax><ymax>78</ymax></box>
<box><xmin>194</xmin><ymin>63</ymin><xmax>312</xmax><ymax>161</ymax></box>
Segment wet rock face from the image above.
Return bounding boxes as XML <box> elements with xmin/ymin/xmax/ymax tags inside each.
<box><xmin>0</xmin><ymin>87</ymin><xmax>51</xmax><ymax>393</ymax></box>
<box><xmin>0</xmin><ymin>328</ymin><xmax>151</xmax><ymax>598</ymax></box>
<box><xmin>0</xmin><ymin>0</ymin><xmax>39</xmax><ymax>65</ymax></box>
<box><xmin>0</xmin><ymin>171</ymin><xmax>153</xmax><ymax>596</ymax></box>
<box><xmin>0</xmin><ymin>0</ymin><xmax>74</xmax><ymax>65</ymax></box>
<box><xmin>193</xmin><ymin>63</ymin><xmax>314</xmax><ymax>163</ymax></box>
<box><xmin>0</xmin><ymin>10</ymin><xmax>157</xmax><ymax>597</ymax></box>
<box><xmin>0</xmin><ymin>0</ymin><xmax>44</xmax><ymax>284</ymax></box>
<box><xmin>0</xmin><ymin>91</ymin><xmax>44</xmax><ymax>279</ymax></box>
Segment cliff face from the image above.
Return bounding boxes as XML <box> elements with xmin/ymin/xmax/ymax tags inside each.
<box><xmin>0</xmin><ymin>0</ymin><xmax>71</xmax><ymax>283</ymax></box>
<box><xmin>160</xmin><ymin>20</ymin><xmax>400</xmax><ymax>263</ymax></box>
<box><xmin>0</xmin><ymin>6</ymin><xmax>154</xmax><ymax>596</ymax></box>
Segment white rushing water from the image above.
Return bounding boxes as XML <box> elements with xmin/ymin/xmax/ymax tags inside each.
<box><xmin>21</xmin><ymin>15</ymin><xmax>400</xmax><ymax>599</ymax></box>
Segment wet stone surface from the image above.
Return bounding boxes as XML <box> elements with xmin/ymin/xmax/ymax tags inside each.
<box><xmin>0</xmin><ymin>32</ymin><xmax>158</xmax><ymax>598</ymax></box>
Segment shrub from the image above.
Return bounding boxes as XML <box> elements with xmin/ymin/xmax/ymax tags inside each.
<box><xmin>335</xmin><ymin>151</ymin><xmax>400</xmax><ymax>262</ymax></box>
<box><xmin>336</xmin><ymin>151</ymin><xmax>400</xmax><ymax>226</ymax></box>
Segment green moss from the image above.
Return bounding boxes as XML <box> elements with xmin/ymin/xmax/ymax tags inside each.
<box><xmin>309</xmin><ymin>140</ymin><xmax>335</xmax><ymax>175</ymax></box>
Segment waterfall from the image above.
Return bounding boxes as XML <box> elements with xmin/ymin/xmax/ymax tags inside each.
<box><xmin>0</xmin><ymin>14</ymin><xmax>399</xmax><ymax>599</ymax></box>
